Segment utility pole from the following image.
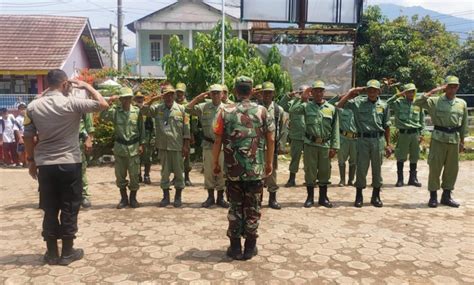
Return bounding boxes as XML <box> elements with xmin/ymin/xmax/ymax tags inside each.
<box><xmin>117</xmin><ymin>0</ymin><xmax>123</xmax><ymax>71</ymax></box>
<box><xmin>297</xmin><ymin>0</ymin><xmax>306</xmax><ymax>44</ymax></box>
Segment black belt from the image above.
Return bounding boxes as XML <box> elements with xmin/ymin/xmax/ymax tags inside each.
<box><xmin>305</xmin><ymin>133</ymin><xmax>328</xmax><ymax>144</ymax></box>
<box><xmin>115</xmin><ymin>137</ymin><xmax>140</xmax><ymax>145</ymax></box>
<box><xmin>202</xmin><ymin>136</ymin><xmax>215</xmax><ymax>144</ymax></box>
<box><xmin>434</xmin><ymin>125</ymin><xmax>461</xmax><ymax>134</ymax></box>
<box><xmin>358</xmin><ymin>131</ymin><xmax>384</xmax><ymax>138</ymax></box>
<box><xmin>399</xmin><ymin>128</ymin><xmax>420</xmax><ymax>134</ymax></box>
<box><xmin>340</xmin><ymin>130</ymin><xmax>358</xmax><ymax>138</ymax></box>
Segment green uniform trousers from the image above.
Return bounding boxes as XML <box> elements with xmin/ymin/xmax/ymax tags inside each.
<box><xmin>289</xmin><ymin>139</ymin><xmax>304</xmax><ymax>174</ymax></box>
<box><xmin>395</xmin><ymin>132</ymin><xmax>420</xmax><ymax>163</ymax></box>
<box><xmin>303</xmin><ymin>144</ymin><xmax>330</xmax><ymax>187</ymax></box>
<box><xmin>159</xmin><ymin>150</ymin><xmax>185</xmax><ymax>190</ymax></box>
<box><xmin>355</xmin><ymin>137</ymin><xmax>385</xmax><ymax>189</ymax></box>
<box><xmin>427</xmin><ymin>139</ymin><xmax>459</xmax><ymax>191</ymax></box>
<box><xmin>337</xmin><ymin>136</ymin><xmax>357</xmax><ymax>167</ymax></box>
<box><xmin>80</xmin><ymin>146</ymin><xmax>90</xmax><ymax>198</ymax></box>
<box><xmin>140</xmin><ymin>143</ymin><xmax>154</xmax><ymax>164</ymax></box>
<box><xmin>115</xmin><ymin>155</ymin><xmax>140</xmax><ymax>191</ymax></box>
<box><xmin>265</xmin><ymin>156</ymin><xmax>279</xmax><ymax>192</ymax></box>
<box><xmin>203</xmin><ymin>148</ymin><xmax>225</xmax><ymax>191</ymax></box>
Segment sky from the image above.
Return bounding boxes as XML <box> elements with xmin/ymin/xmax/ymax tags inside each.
<box><xmin>1</xmin><ymin>0</ymin><xmax>472</xmax><ymax>48</ymax></box>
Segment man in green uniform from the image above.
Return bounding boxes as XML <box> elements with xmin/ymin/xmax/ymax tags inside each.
<box><xmin>134</xmin><ymin>91</ymin><xmax>155</xmax><ymax>184</ymax></box>
<box><xmin>414</xmin><ymin>76</ymin><xmax>467</xmax><ymax>208</ymax></box>
<box><xmin>143</xmin><ymin>85</ymin><xmax>191</xmax><ymax>208</ymax></box>
<box><xmin>386</xmin><ymin>83</ymin><xmax>424</xmax><ymax>187</ymax></box>
<box><xmin>327</xmin><ymin>95</ymin><xmax>357</xmax><ymax>187</ymax></box>
<box><xmin>79</xmin><ymin>113</ymin><xmax>94</xmax><ymax>208</ymax></box>
<box><xmin>337</xmin><ymin>80</ymin><xmax>392</xmax><ymax>208</ymax></box>
<box><xmin>186</xmin><ymin>84</ymin><xmax>229</xmax><ymax>208</ymax></box>
<box><xmin>290</xmin><ymin>80</ymin><xmax>339</xmax><ymax>208</ymax></box>
<box><xmin>279</xmin><ymin>85</ymin><xmax>308</xmax><ymax>187</ymax></box>
<box><xmin>251</xmin><ymin>84</ymin><xmax>263</xmax><ymax>104</ymax></box>
<box><xmin>261</xmin><ymin>81</ymin><xmax>287</xmax><ymax>209</ymax></box>
<box><xmin>213</xmin><ymin>76</ymin><xmax>275</xmax><ymax>261</ymax></box>
<box><xmin>101</xmin><ymin>87</ymin><xmax>145</xmax><ymax>209</ymax></box>
<box><xmin>222</xmin><ymin>84</ymin><xmax>234</xmax><ymax>105</ymax></box>
<box><xmin>175</xmin><ymin>83</ymin><xmax>194</xmax><ymax>186</ymax></box>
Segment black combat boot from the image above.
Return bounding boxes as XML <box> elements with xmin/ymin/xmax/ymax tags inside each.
<box><xmin>44</xmin><ymin>238</ymin><xmax>59</xmax><ymax>265</ymax></box>
<box><xmin>304</xmin><ymin>186</ymin><xmax>314</xmax><ymax>208</ymax></box>
<box><xmin>227</xmin><ymin>238</ymin><xmax>243</xmax><ymax>260</ymax></box>
<box><xmin>174</xmin><ymin>188</ymin><xmax>183</xmax><ymax>208</ymax></box>
<box><xmin>159</xmin><ymin>189</ymin><xmax>170</xmax><ymax>207</ymax></box>
<box><xmin>396</xmin><ymin>161</ymin><xmax>404</xmax><ymax>187</ymax></box>
<box><xmin>348</xmin><ymin>164</ymin><xmax>356</xmax><ymax>186</ymax></box>
<box><xmin>440</xmin><ymin>190</ymin><xmax>460</xmax><ymax>208</ymax></box>
<box><xmin>184</xmin><ymin>172</ymin><xmax>193</xmax><ymax>186</ymax></box>
<box><xmin>408</xmin><ymin>163</ymin><xmax>422</xmax><ymax>187</ymax></box>
<box><xmin>243</xmin><ymin>238</ymin><xmax>258</xmax><ymax>260</ymax></box>
<box><xmin>202</xmin><ymin>189</ymin><xmax>215</xmax><ymax>208</ymax></box>
<box><xmin>144</xmin><ymin>163</ymin><xmax>151</xmax><ymax>185</ymax></box>
<box><xmin>216</xmin><ymin>190</ymin><xmax>229</xmax><ymax>208</ymax></box>
<box><xmin>116</xmin><ymin>188</ymin><xmax>128</xmax><ymax>209</ymax></box>
<box><xmin>58</xmin><ymin>239</ymin><xmax>84</xmax><ymax>266</ymax></box>
<box><xmin>428</xmin><ymin>191</ymin><xmax>438</xmax><ymax>208</ymax></box>
<box><xmin>129</xmin><ymin>191</ymin><xmax>140</xmax><ymax>208</ymax></box>
<box><xmin>370</xmin><ymin>188</ymin><xmax>383</xmax><ymax>207</ymax></box>
<box><xmin>268</xmin><ymin>192</ymin><xmax>281</xmax><ymax>209</ymax></box>
<box><xmin>284</xmin><ymin>173</ymin><xmax>296</xmax><ymax>187</ymax></box>
<box><xmin>338</xmin><ymin>163</ymin><xmax>346</xmax><ymax>187</ymax></box>
<box><xmin>318</xmin><ymin>185</ymin><xmax>333</xmax><ymax>208</ymax></box>
<box><xmin>354</xmin><ymin>188</ymin><xmax>363</xmax><ymax>208</ymax></box>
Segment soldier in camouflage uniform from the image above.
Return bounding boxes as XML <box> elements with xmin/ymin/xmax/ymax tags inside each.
<box><xmin>143</xmin><ymin>85</ymin><xmax>191</xmax><ymax>208</ymax></box>
<box><xmin>79</xmin><ymin>113</ymin><xmax>94</xmax><ymax>208</ymax></box>
<box><xmin>101</xmin><ymin>87</ymin><xmax>145</xmax><ymax>209</ymax></box>
<box><xmin>290</xmin><ymin>81</ymin><xmax>340</xmax><ymax>208</ymax></box>
<box><xmin>186</xmin><ymin>84</ymin><xmax>229</xmax><ymax>208</ymax></box>
<box><xmin>414</xmin><ymin>76</ymin><xmax>468</xmax><ymax>208</ymax></box>
<box><xmin>134</xmin><ymin>92</ymin><xmax>155</xmax><ymax>184</ymax></box>
<box><xmin>386</xmin><ymin>83</ymin><xmax>424</xmax><ymax>188</ymax></box>
<box><xmin>175</xmin><ymin>83</ymin><xmax>194</xmax><ymax>186</ymax></box>
<box><xmin>213</xmin><ymin>76</ymin><xmax>275</xmax><ymax>260</ymax></box>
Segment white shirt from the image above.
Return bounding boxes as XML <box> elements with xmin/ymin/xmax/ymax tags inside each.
<box><xmin>0</xmin><ymin>114</ymin><xmax>19</xmax><ymax>143</ymax></box>
<box><xmin>15</xmin><ymin>114</ymin><xmax>25</xmax><ymax>135</ymax></box>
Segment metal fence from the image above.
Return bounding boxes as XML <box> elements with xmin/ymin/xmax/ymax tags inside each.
<box><xmin>0</xmin><ymin>94</ymin><xmax>37</xmax><ymax>110</ymax></box>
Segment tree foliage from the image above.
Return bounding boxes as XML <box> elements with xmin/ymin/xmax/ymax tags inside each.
<box><xmin>356</xmin><ymin>6</ymin><xmax>462</xmax><ymax>91</ymax></box>
<box><xmin>449</xmin><ymin>34</ymin><xmax>474</xmax><ymax>94</ymax></box>
<box><xmin>162</xmin><ymin>21</ymin><xmax>292</xmax><ymax>99</ymax></box>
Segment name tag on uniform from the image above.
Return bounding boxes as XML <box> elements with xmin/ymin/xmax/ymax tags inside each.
<box><xmin>322</xmin><ymin>108</ymin><xmax>333</xmax><ymax>117</ymax></box>
<box><xmin>376</xmin><ymin>107</ymin><xmax>384</xmax><ymax>113</ymax></box>
<box><xmin>413</xmin><ymin>106</ymin><xmax>420</xmax><ymax>113</ymax></box>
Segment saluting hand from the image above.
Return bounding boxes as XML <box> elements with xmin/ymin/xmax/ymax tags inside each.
<box><xmin>198</xmin><ymin>92</ymin><xmax>209</xmax><ymax>101</ymax></box>
<box><xmin>68</xmin><ymin>79</ymin><xmax>90</xmax><ymax>90</ymax></box>
<box><xmin>301</xmin><ymin>87</ymin><xmax>312</xmax><ymax>102</ymax></box>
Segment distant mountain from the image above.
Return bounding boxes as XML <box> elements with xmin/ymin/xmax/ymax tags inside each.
<box><xmin>378</xmin><ymin>4</ymin><xmax>473</xmax><ymax>41</ymax></box>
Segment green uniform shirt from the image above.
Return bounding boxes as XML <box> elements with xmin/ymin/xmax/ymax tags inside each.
<box><xmin>414</xmin><ymin>94</ymin><xmax>468</xmax><ymax>144</ymax></box>
<box><xmin>345</xmin><ymin>96</ymin><xmax>391</xmax><ymax>133</ymax></box>
<box><xmin>279</xmin><ymin>94</ymin><xmax>305</xmax><ymax>140</ymax></box>
<box><xmin>327</xmin><ymin>95</ymin><xmax>357</xmax><ymax>133</ymax></box>
<box><xmin>264</xmin><ymin>102</ymin><xmax>287</xmax><ymax>148</ymax></box>
<box><xmin>187</xmin><ymin>101</ymin><xmax>223</xmax><ymax>149</ymax></box>
<box><xmin>386</xmin><ymin>94</ymin><xmax>425</xmax><ymax>130</ymax></box>
<box><xmin>290</xmin><ymin>99</ymin><xmax>340</xmax><ymax>149</ymax></box>
<box><xmin>79</xmin><ymin>113</ymin><xmax>95</xmax><ymax>139</ymax></box>
<box><xmin>142</xmin><ymin>102</ymin><xmax>191</xmax><ymax>151</ymax></box>
<box><xmin>101</xmin><ymin>104</ymin><xmax>145</xmax><ymax>157</ymax></box>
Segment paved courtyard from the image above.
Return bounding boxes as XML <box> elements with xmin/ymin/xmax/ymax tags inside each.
<box><xmin>0</xmin><ymin>160</ymin><xmax>473</xmax><ymax>284</ymax></box>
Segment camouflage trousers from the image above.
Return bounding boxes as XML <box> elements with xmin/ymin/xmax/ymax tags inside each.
<box><xmin>226</xmin><ymin>180</ymin><xmax>264</xmax><ymax>239</ymax></box>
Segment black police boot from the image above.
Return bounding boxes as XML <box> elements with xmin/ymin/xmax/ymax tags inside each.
<box><xmin>216</xmin><ymin>190</ymin><xmax>229</xmax><ymax>208</ymax></box>
<box><xmin>441</xmin><ymin>190</ymin><xmax>460</xmax><ymax>208</ymax></box>
<box><xmin>174</xmin><ymin>188</ymin><xmax>183</xmax><ymax>208</ymax></box>
<box><xmin>226</xmin><ymin>238</ymin><xmax>243</xmax><ymax>260</ymax></box>
<box><xmin>44</xmin><ymin>238</ymin><xmax>59</xmax><ymax>265</ymax></box>
<box><xmin>58</xmin><ymin>239</ymin><xmax>84</xmax><ymax>266</ymax></box>
<box><xmin>318</xmin><ymin>185</ymin><xmax>333</xmax><ymax>208</ymax></box>
<box><xmin>396</xmin><ymin>161</ymin><xmax>404</xmax><ymax>187</ymax></box>
<box><xmin>116</xmin><ymin>188</ymin><xmax>128</xmax><ymax>209</ymax></box>
<box><xmin>202</xmin><ymin>189</ymin><xmax>215</xmax><ymax>208</ymax></box>
<box><xmin>428</xmin><ymin>191</ymin><xmax>438</xmax><ymax>208</ymax></box>
<box><xmin>304</xmin><ymin>186</ymin><xmax>315</xmax><ymax>208</ymax></box>
<box><xmin>348</xmin><ymin>164</ymin><xmax>356</xmax><ymax>186</ymax></box>
<box><xmin>284</xmin><ymin>173</ymin><xmax>296</xmax><ymax>187</ymax></box>
<box><xmin>338</xmin><ymin>163</ymin><xmax>346</xmax><ymax>187</ymax></box>
<box><xmin>243</xmin><ymin>238</ymin><xmax>258</xmax><ymax>260</ymax></box>
<box><xmin>159</xmin><ymin>189</ymin><xmax>170</xmax><ymax>207</ymax></box>
<box><xmin>184</xmin><ymin>172</ymin><xmax>193</xmax><ymax>187</ymax></box>
<box><xmin>408</xmin><ymin>163</ymin><xmax>422</xmax><ymax>187</ymax></box>
<box><xmin>144</xmin><ymin>163</ymin><xmax>151</xmax><ymax>185</ymax></box>
<box><xmin>81</xmin><ymin>197</ymin><xmax>91</xmax><ymax>208</ymax></box>
<box><xmin>268</xmin><ymin>192</ymin><xmax>282</xmax><ymax>209</ymax></box>
<box><xmin>354</xmin><ymin>188</ymin><xmax>363</xmax><ymax>208</ymax></box>
<box><xmin>129</xmin><ymin>191</ymin><xmax>140</xmax><ymax>208</ymax></box>
<box><xmin>370</xmin><ymin>188</ymin><xmax>383</xmax><ymax>207</ymax></box>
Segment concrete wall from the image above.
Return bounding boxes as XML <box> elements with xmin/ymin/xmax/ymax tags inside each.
<box><xmin>62</xmin><ymin>40</ymin><xmax>90</xmax><ymax>78</ymax></box>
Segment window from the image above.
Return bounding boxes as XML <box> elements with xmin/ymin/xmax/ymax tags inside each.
<box><xmin>149</xmin><ymin>35</ymin><xmax>163</xmax><ymax>62</ymax></box>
